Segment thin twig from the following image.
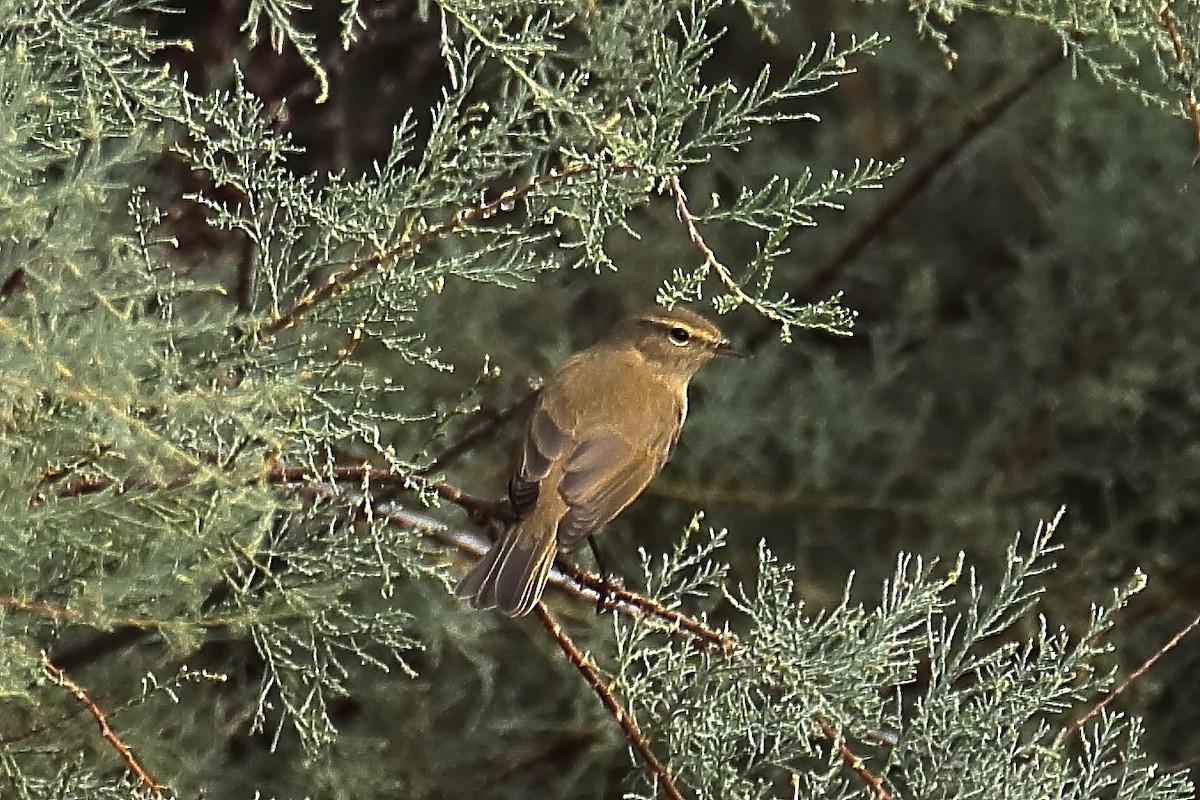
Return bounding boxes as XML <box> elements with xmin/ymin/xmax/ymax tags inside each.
<box><xmin>671</xmin><ymin>170</ymin><xmax>834</xmax><ymax>334</ymax></box>
<box><xmin>669</xmin><ymin>172</ymin><xmax>810</xmax><ymax>334</ymax></box>
<box><xmin>1156</xmin><ymin>2</ymin><xmax>1200</xmax><ymax>163</ymax></box>
<box><xmin>668</xmin><ymin>174</ymin><xmax>751</xmax><ymax>304</ymax></box>
<box><xmin>533</xmin><ymin>603</ymin><xmax>685</xmax><ymax>800</ymax></box>
<box><xmin>1060</xmin><ymin>608</ymin><xmax>1200</xmax><ymax>743</ymax></box>
<box><xmin>370</xmin><ymin>486</ymin><xmax>732</xmax><ymax>651</ymax></box>
<box><xmin>46</xmin><ymin>451</ymin><xmax>730</xmax><ymax>650</ymax></box>
<box><xmin>378</xmin><ymin>502</ymin><xmax>731</xmax><ymax>650</ymax></box>
<box><xmin>815</xmin><ymin>716</ymin><xmax>893</xmax><ymax>800</ymax></box>
<box><xmin>554</xmin><ymin>559</ymin><xmax>734</xmax><ymax>652</ymax></box>
<box><xmin>268</xmin><ymin>460</ymin><xmax>507</xmax><ymax>524</ymax></box>
<box><xmin>41</xmin><ymin>658</ymin><xmax>168</xmax><ymax>799</ymax></box>
<box><xmin>258</xmin><ymin>160</ymin><xmax>633</xmax><ymax>338</ymax></box>
<box><xmin>46</xmin><ymin>455</ymin><xmax>733</xmax><ymax>650</ymax></box>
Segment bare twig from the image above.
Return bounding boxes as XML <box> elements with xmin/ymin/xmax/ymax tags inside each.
<box><xmin>378</xmin><ymin>502</ymin><xmax>731</xmax><ymax>652</ymax></box>
<box><xmin>671</xmin><ymin>170</ymin><xmax>843</xmax><ymax>335</ymax></box>
<box><xmin>816</xmin><ymin>716</ymin><xmax>893</xmax><ymax>800</ymax></box>
<box><xmin>668</xmin><ymin>174</ymin><xmax>752</xmax><ymax>305</ymax></box>
<box><xmin>268</xmin><ymin>460</ymin><xmax>508</xmax><ymax>525</ymax></box>
<box><xmin>39</xmin><ymin>452</ymin><xmax>892</xmax><ymax>800</ymax></box>
<box><xmin>554</xmin><ymin>559</ymin><xmax>734</xmax><ymax>652</ymax></box>
<box><xmin>42</xmin><ymin>658</ymin><xmax>168</xmax><ymax>799</ymax></box>
<box><xmin>45</xmin><ymin>453</ymin><xmax>733</xmax><ymax>650</ymax></box>
<box><xmin>1060</xmin><ymin>609</ymin><xmax>1200</xmax><ymax>743</ymax></box>
<box><xmin>1156</xmin><ymin>2</ymin><xmax>1200</xmax><ymax>163</ymax></box>
<box><xmin>533</xmin><ymin>603</ymin><xmax>685</xmax><ymax>800</ymax></box>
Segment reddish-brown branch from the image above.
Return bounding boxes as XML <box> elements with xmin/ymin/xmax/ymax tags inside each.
<box><xmin>1156</xmin><ymin>2</ymin><xmax>1200</xmax><ymax>162</ymax></box>
<box><xmin>378</xmin><ymin>501</ymin><xmax>732</xmax><ymax>654</ymax></box>
<box><xmin>668</xmin><ymin>174</ymin><xmax>772</xmax><ymax>322</ymax></box>
<box><xmin>44</xmin><ymin>451</ymin><xmax>731</xmax><ymax>653</ymax></box>
<box><xmin>267</xmin><ymin>460</ymin><xmax>408</xmax><ymax>487</ymax></box>
<box><xmin>38</xmin><ymin>471</ymin><xmax>196</xmax><ymax>504</ymax></box>
<box><xmin>42</xmin><ymin>659</ymin><xmax>168</xmax><ymax>799</ymax></box>
<box><xmin>816</xmin><ymin>716</ymin><xmax>893</xmax><ymax>800</ymax></box>
<box><xmin>533</xmin><ymin>603</ymin><xmax>685</xmax><ymax>800</ymax></box>
<box><xmin>44</xmin><ymin>454</ymin><xmax>733</xmax><ymax>652</ymax></box>
<box><xmin>268</xmin><ymin>460</ymin><xmax>509</xmax><ymax>525</ymax></box>
<box><xmin>258</xmin><ymin>160</ymin><xmax>634</xmax><ymax>338</ymax></box>
<box><xmin>1</xmin><ymin>594</ymin><xmax>74</xmax><ymax>622</ymax></box>
<box><xmin>1061</xmin><ymin>609</ymin><xmax>1200</xmax><ymax>743</ymax></box>
<box><xmin>38</xmin><ymin>454</ymin><xmax>893</xmax><ymax>800</ymax></box>
<box><xmin>553</xmin><ymin>559</ymin><xmax>734</xmax><ymax>652</ymax></box>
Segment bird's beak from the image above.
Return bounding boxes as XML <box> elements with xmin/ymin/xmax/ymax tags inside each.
<box><xmin>714</xmin><ymin>339</ymin><xmax>747</xmax><ymax>359</ymax></box>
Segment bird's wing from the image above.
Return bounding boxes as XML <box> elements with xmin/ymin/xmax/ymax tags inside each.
<box><xmin>555</xmin><ymin>420</ymin><xmax>677</xmax><ymax>550</ymax></box>
<box><xmin>509</xmin><ymin>402</ymin><xmax>570</xmax><ymax>519</ymax></box>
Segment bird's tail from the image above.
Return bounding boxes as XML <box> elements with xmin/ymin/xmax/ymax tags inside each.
<box><xmin>454</xmin><ymin>520</ymin><xmax>557</xmax><ymax>616</ymax></box>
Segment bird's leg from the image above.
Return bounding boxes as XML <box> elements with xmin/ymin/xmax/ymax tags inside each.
<box><xmin>587</xmin><ymin>535</ymin><xmax>620</xmax><ymax>614</ymax></box>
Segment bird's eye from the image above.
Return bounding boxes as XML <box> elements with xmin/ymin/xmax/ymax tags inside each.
<box><xmin>668</xmin><ymin>326</ymin><xmax>690</xmax><ymax>345</ymax></box>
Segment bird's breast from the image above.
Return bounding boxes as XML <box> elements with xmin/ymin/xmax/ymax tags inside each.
<box><xmin>547</xmin><ymin>348</ymin><xmax>684</xmax><ymax>434</ymax></box>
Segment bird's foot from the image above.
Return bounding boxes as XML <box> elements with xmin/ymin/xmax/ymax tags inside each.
<box><xmin>593</xmin><ymin>573</ymin><xmax>625</xmax><ymax>615</ymax></box>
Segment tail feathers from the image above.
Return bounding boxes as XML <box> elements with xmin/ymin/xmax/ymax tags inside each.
<box><xmin>455</xmin><ymin>523</ymin><xmax>557</xmax><ymax>616</ymax></box>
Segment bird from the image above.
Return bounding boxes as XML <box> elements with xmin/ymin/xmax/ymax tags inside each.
<box><xmin>455</xmin><ymin>305</ymin><xmax>740</xmax><ymax>616</ymax></box>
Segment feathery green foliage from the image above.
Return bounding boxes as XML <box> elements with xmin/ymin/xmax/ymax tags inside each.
<box><xmin>885</xmin><ymin>0</ymin><xmax>1200</xmax><ymax>120</ymax></box>
<box><xmin>614</xmin><ymin>513</ymin><xmax>1187</xmax><ymax>799</ymax></box>
<box><xmin>1</xmin><ymin>0</ymin><xmax>1197</xmax><ymax>798</ymax></box>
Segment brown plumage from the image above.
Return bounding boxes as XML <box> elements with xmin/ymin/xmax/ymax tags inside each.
<box><xmin>455</xmin><ymin>306</ymin><xmax>739</xmax><ymax>616</ymax></box>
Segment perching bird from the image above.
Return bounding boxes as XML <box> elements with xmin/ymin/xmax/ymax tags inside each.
<box><xmin>455</xmin><ymin>305</ymin><xmax>740</xmax><ymax>616</ymax></box>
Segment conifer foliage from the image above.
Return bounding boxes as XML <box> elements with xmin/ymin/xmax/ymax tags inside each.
<box><xmin>0</xmin><ymin>1</ymin><xmax>1197</xmax><ymax>798</ymax></box>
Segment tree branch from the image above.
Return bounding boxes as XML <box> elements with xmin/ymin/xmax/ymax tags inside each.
<box><xmin>1155</xmin><ymin>1</ymin><xmax>1200</xmax><ymax>163</ymax></box>
<box><xmin>816</xmin><ymin>715</ymin><xmax>893</xmax><ymax>800</ymax></box>
<box><xmin>1061</xmin><ymin>609</ymin><xmax>1200</xmax><ymax>743</ymax></box>
<box><xmin>533</xmin><ymin>602</ymin><xmax>684</xmax><ymax>800</ymax></box>
<box><xmin>419</xmin><ymin>388</ymin><xmax>539</xmax><ymax>475</ymax></box>
<box><xmin>42</xmin><ymin>658</ymin><xmax>168</xmax><ymax>799</ymax></box>
<box><xmin>256</xmin><ymin>160</ymin><xmax>633</xmax><ymax>338</ymax></box>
